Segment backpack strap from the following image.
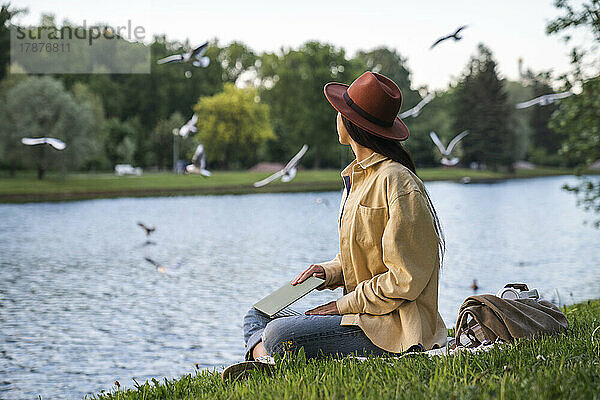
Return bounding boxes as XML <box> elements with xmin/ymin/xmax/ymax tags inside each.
<box><xmin>504</xmin><ymin>283</ymin><xmax>529</xmax><ymax>291</ymax></box>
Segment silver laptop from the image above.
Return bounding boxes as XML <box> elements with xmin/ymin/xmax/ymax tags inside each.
<box><xmin>253</xmin><ymin>276</ymin><xmax>325</xmax><ymax>318</ymax></box>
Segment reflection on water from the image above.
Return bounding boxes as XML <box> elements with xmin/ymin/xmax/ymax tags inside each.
<box><xmin>0</xmin><ymin>176</ymin><xmax>599</xmax><ymax>399</ymax></box>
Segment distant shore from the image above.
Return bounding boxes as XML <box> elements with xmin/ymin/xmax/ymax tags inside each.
<box><xmin>0</xmin><ymin>167</ymin><xmax>597</xmax><ymax>203</ymax></box>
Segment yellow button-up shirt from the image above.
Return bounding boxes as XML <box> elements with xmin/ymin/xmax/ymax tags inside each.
<box><xmin>319</xmin><ymin>152</ymin><xmax>447</xmax><ymax>353</ymax></box>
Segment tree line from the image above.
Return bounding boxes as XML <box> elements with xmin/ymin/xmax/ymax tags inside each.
<box><xmin>0</xmin><ymin>3</ymin><xmax>596</xmax><ymax>179</ymax></box>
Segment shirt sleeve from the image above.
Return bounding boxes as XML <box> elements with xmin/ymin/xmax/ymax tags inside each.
<box><xmin>317</xmin><ymin>253</ymin><xmax>344</xmax><ymax>290</ymax></box>
<box><xmin>336</xmin><ymin>190</ymin><xmax>438</xmax><ymax>315</ymax></box>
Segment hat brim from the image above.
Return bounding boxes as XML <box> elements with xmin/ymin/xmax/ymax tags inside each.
<box><xmin>324</xmin><ymin>82</ymin><xmax>410</xmax><ymax>141</ymax></box>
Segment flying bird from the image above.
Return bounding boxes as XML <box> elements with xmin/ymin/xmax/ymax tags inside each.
<box><xmin>144</xmin><ymin>257</ymin><xmax>185</xmax><ymax>275</ymax></box>
<box><xmin>21</xmin><ymin>137</ymin><xmax>66</xmax><ymax>150</ymax></box>
<box><xmin>156</xmin><ymin>42</ymin><xmax>210</xmax><ymax>67</ymax></box>
<box><xmin>253</xmin><ymin>145</ymin><xmax>309</xmax><ymax>187</ymax></box>
<box><xmin>515</xmin><ymin>91</ymin><xmax>572</xmax><ymax>109</ymax></box>
<box><xmin>179</xmin><ymin>114</ymin><xmax>198</xmax><ymax>138</ymax></box>
<box><xmin>137</xmin><ymin>222</ymin><xmax>156</xmax><ymax>237</ymax></box>
<box><xmin>398</xmin><ymin>93</ymin><xmax>434</xmax><ymax>119</ymax></box>
<box><xmin>430</xmin><ymin>25</ymin><xmax>469</xmax><ymax>49</ymax></box>
<box><xmin>315</xmin><ymin>197</ymin><xmax>330</xmax><ymax>207</ymax></box>
<box><xmin>430</xmin><ymin>130</ymin><xmax>469</xmax><ymax>166</ymax></box>
<box><xmin>185</xmin><ymin>144</ymin><xmax>211</xmax><ymax>177</ymax></box>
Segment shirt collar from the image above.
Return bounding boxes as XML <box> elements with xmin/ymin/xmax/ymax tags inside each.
<box><xmin>340</xmin><ymin>159</ymin><xmax>357</xmax><ymax>177</ymax></box>
<box><xmin>341</xmin><ymin>152</ymin><xmax>389</xmax><ymax>177</ymax></box>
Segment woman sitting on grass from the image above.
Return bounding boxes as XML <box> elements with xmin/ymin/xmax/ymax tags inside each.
<box><xmin>231</xmin><ymin>71</ymin><xmax>448</xmax><ymax>377</ymax></box>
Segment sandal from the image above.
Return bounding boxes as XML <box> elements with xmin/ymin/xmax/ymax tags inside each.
<box><xmin>221</xmin><ymin>356</ymin><xmax>275</xmax><ymax>382</ymax></box>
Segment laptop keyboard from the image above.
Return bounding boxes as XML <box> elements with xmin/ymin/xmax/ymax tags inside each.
<box><xmin>273</xmin><ymin>307</ymin><xmax>303</xmax><ymax>318</ymax></box>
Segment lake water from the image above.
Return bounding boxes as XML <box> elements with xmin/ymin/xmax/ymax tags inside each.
<box><xmin>1</xmin><ymin>175</ymin><xmax>599</xmax><ymax>399</ymax></box>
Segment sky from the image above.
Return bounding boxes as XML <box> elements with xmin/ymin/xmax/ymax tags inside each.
<box><xmin>10</xmin><ymin>0</ymin><xmax>593</xmax><ymax>90</ymax></box>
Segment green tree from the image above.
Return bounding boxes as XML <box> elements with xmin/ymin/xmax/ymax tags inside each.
<box><xmin>259</xmin><ymin>41</ymin><xmax>360</xmax><ymax>168</ymax></box>
<box><xmin>549</xmin><ymin>77</ymin><xmax>600</xmax><ymax>226</ymax></box>
<box><xmin>0</xmin><ymin>3</ymin><xmax>24</xmax><ymax>81</ymax></box>
<box><xmin>0</xmin><ymin>64</ymin><xmax>26</xmax><ymax>169</ymax></box>
<box><xmin>407</xmin><ymin>88</ymin><xmax>461</xmax><ymax>167</ymax></box>
<box><xmin>546</xmin><ymin>0</ymin><xmax>600</xmax><ymax>68</ymax></box>
<box><xmin>547</xmin><ymin>0</ymin><xmax>600</xmax><ymax>226</ymax></box>
<box><xmin>453</xmin><ymin>44</ymin><xmax>513</xmax><ymax>171</ymax></box>
<box><xmin>104</xmin><ymin>117</ymin><xmax>140</xmax><ymax>167</ymax></box>
<box><xmin>0</xmin><ymin>76</ymin><xmax>94</xmax><ymax>178</ymax></box>
<box><xmin>520</xmin><ymin>72</ymin><xmax>568</xmax><ymax>166</ymax></box>
<box><xmin>116</xmin><ymin>136</ymin><xmax>136</xmax><ymax>165</ymax></box>
<box><xmin>503</xmin><ymin>80</ymin><xmax>534</xmax><ymax>162</ymax></box>
<box><xmin>71</xmin><ymin>82</ymin><xmax>108</xmax><ymax>170</ymax></box>
<box><xmin>218</xmin><ymin>41</ymin><xmax>257</xmax><ymax>83</ymax></box>
<box><xmin>193</xmin><ymin>83</ymin><xmax>275</xmax><ymax>169</ymax></box>
<box><xmin>148</xmin><ymin>112</ymin><xmax>187</xmax><ymax>170</ymax></box>
<box><xmin>551</xmin><ymin>77</ymin><xmax>600</xmax><ymax>166</ymax></box>
<box><xmin>57</xmin><ymin>36</ymin><xmax>225</xmax><ymax>165</ymax></box>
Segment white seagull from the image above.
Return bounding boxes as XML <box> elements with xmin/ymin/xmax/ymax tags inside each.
<box><xmin>185</xmin><ymin>144</ymin><xmax>211</xmax><ymax>177</ymax></box>
<box><xmin>399</xmin><ymin>93</ymin><xmax>434</xmax><ymax>119</ymax></box>
<box><xmin>21</xmin><ymin>137</ymin><xmax>66</xmax><ymax>150</ymax></box>
<box><xmin>156</xmin><ymin>42</ymin><xmax>210</xmax><ymax>68</ymax></box>
<box><xmin>253</xmin><ymin>144</ymin><xmax>309</xmax><ymax>187</ymax></box>
<box><xmin>144</xmin><ymin>257</ymin><xmax>185</xmax><ymax>275</ymax></box>
<box><xmin>179</xmin><ymin>114</ymin><xmax>198</xmax><ymax>138</ymax></box>
<box><xmin>315</xmin><ymin>197</ymin><xmax>330</xmax><ymax>207</ymax></box>
<box><xmin>515</xmin><ymin>91</ymin><xmax>573</xmax><ymax>109</ymax></box>
<box><xmin>430</xmin><ymin>130</ymin><xmax>469</xmax><ymax>166</ymax></box>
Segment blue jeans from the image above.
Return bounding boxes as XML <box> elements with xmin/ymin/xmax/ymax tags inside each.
<box><xmin>243</xmin><ymin>307</ymin><xmax>418</xmax><ymax>360</ymax></box>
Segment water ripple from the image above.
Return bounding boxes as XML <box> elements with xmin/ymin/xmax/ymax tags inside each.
<box><xmin>0</xmin><ymin>176</ymin><xmax>599</xmax><ymax>399</ymax></box>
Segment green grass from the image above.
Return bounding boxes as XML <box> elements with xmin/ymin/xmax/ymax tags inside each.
<box><xmin>88</xmin><ymin>299</ymin><xmax>600</xmax><ymax>400</ymax></box>
<box><xmin>0</xmin><ymin>170</ymin><xmax>344</xmax><ymax>201</ymax></box>
<box><xmin>0</xmin><ymin>170</ymin><xmax>339</xmax><ymax>193</ymax></box>
<box><xmin>0</xmin><ymin>167</ymin><xmax>593</xmax><ymax>203</ymax></box>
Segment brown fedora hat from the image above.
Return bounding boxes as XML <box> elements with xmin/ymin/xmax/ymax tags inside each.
<box><xmin>324</xmin><ymin>71</ymin><xmax>410</xmax><ymax>140</ymax></box>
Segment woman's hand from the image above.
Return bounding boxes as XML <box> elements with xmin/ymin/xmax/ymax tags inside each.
<box><xmin>291</xmin><ymin>264</ymin><xmax>325</xmax><ymax>286</ymax></box>
<box><xmin>305</xmin><ymin>301</ymin><xmax>340</xmax><ymax>315</ymax></box>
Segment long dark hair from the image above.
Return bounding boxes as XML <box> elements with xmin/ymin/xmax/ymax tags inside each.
<box><xmin>341</xmin><ymin>116</ymin><xmax>446</xmax><ymax>266</ymax></box>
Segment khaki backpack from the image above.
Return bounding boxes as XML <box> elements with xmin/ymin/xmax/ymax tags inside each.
<box><xmin>455</xmin><ymin>294</ymin><xmax>568</xmax><ymax>347</ymax></box>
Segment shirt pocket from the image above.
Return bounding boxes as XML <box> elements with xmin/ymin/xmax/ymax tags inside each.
<box><xmin>354</xmin><ymin>204</ymin><xmax>388</xmax><ymax>246</ymax></box>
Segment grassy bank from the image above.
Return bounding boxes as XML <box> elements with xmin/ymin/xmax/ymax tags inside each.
<box><xmin>0</xmin><ymin>167</ymin><xmax>592</xmax><ymax>203</ymax></box>
<box><xmin>88</xmin><ymin>299</ymin><xmax>600</xmax><ymax>400</ymax></box>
